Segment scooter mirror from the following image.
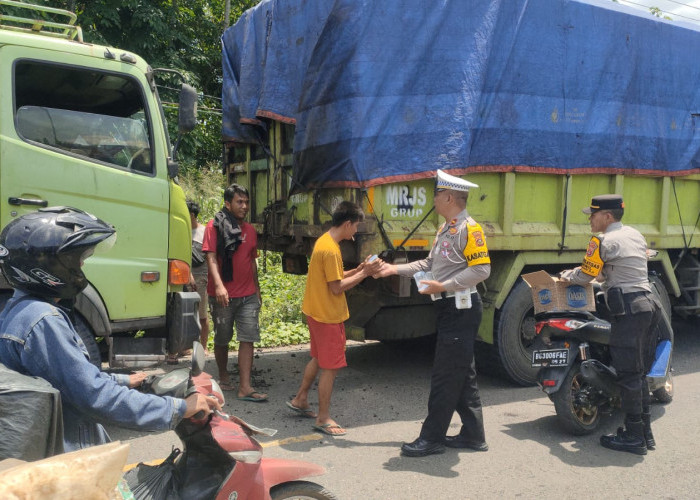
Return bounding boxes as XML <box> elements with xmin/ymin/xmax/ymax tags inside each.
<box><xmin>191</xmin><ymin>341</ymin><xmax>205</xmax><ymax>377</ymax></box>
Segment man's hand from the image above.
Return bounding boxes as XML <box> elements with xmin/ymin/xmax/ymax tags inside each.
<box><xmin>128</xmin><ymin>372</ymin><xmax>149</xmax><ymax>388</ymax></box>
<box><xmin>215</xmin><ymin>283</ymin><xmax>229</xmax><ymax>306</ymax></box>
<box><xmin>558</xmin><ymin>268</ymin><xmax>578</xmax><ymax>282</ymax></box>
<box><xmin>418</xmin><ymin>280</ymin><xmax>446</xmax><ymax>295</ymax></box>
<box><xmin>373</xmin><ymin>263</ymin><xmax>397</xmax><ymax>278</ymax></box>
<box><xmin>183</xmin><ymin>393</ymin><xmax>222</xmax><ymax>419</ymax></box>
<box><xmin>363</xmin><ymin>255</ymin><xmax>382</xmax><ymax>276</ymax></box>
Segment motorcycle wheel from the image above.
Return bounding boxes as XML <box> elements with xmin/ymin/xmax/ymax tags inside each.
<box><xmin>270</xmin><ymin>481</ymin><xmax>338</xmax><ymax>500</ymax></box>
<box><xmin>651</xmin><ymin>307</ymin><xmax>674</xmax><ymax>404</ymax></box>
<box><xmin>653</xmin><ymin>370</ymin><xmax>674</xmax><ymax>404</ymax></box>
<box><xmin>552</xmin><ymin>363</ymin><xmax>601</xmax><ymax>435</ymax></box>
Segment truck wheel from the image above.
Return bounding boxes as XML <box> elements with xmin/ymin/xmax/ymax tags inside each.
<box><xmin>649</xmin><ymin>274</ymin><xmax>672</xmax><ymax>319</ymax></box>
<box><xmin>494</xmin><ymin>279</ymin><xmax>539</xmax><ymax>386</ymax></box>
<box><xmin>73</xmin><ymin>313</ymin><xmax>102</xmax><ymax>370</ymax></box>
<box><xmin>270</xmin><ymin>481</ymin><xmax>338</xmax><ymax>500</ymax></box>
<box><xmin>552</xmin><ymin>362</ymin><xmax>601</xmax><ymax>435</ymax></box>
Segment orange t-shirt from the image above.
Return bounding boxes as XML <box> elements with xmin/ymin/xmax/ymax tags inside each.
<box><xmin>302</xmin><ymin>232</ymin><xmax>348</xmax><ymax>324</ymax></box>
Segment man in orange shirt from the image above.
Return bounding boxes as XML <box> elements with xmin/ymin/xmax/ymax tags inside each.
<box><xmin>287</xmin><ymin>201</ymin><xmax>381</xmax><ymax>435</ymax></box>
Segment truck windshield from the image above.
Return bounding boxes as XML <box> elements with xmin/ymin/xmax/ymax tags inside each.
<box><xmin>13</xmin><ymin>60</ymin><xmax>154</xmax><ymax>175</ymax></box>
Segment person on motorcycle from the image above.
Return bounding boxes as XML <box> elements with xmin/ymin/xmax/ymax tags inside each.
<box><xmin>0</xmin><ymin>207</ymin><xmax>221</xmax><ymax>453</ymax></box>
<box><xmin>560</xmin><ymin>194</ymin><xmax>662</xmax><ymax>455</ymax></box>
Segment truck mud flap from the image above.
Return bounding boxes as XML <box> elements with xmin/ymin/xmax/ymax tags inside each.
<box><xmin>167</xmin><ymin>291</ymin><xmax>201</xmax><ymax>355</ymax></box>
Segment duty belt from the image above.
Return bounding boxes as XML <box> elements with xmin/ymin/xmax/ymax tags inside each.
<box><xmin>435</xmin><ymin>287</ymin><xmax>478</xmax><ymax>300</ymax></box>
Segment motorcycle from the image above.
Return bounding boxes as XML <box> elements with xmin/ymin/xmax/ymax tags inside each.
<box><xmin>531</xmin><ymin>292</ymin><xmax>673</xmax><ymax>435</ymax></box>
<box><xmin>128</xmin><ymin>341</ymin><xmax>337</xmax><ymax>500</ymax></box>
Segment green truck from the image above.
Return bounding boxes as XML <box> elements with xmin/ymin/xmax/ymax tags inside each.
<box><xmin>221</xmin><ymin>0</ymin><xmax>700</xmax><ymax>385</ymax></box>
<box><xmin>0</xmin><ymin>1</ymin><xmax>199</xmax><ymax>367</ymax></box>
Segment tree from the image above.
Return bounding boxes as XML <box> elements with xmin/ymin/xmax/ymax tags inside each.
<box><xmin>32</xmin><ymin>0</ymin><xmax>260</xmax><ymax>168</ymax></box>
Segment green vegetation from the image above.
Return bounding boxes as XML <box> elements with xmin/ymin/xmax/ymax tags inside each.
<box><xmin>179</xmin><ymin>167</ymin><xmax>309</xmax><ymax>350</ymax></box>
<box><xmin>27</xmin><ymin>0</ymin><xmax>260</xmax><ymax>169</ymax></box>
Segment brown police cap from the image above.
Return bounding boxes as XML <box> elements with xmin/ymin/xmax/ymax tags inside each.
<box><xmin>582</xmin><ymin>194</ymin><xmax>624</xmax><ymax>214</ymax></box>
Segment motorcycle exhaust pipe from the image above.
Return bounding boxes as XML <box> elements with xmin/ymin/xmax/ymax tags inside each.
<box><xmin>579</xmin><ymin>359</ymin><xmax>620</xmax><ymax>398</ymax></box>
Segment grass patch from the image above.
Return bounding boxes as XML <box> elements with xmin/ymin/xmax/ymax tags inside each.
<box><xmin>180</xmin><ymin>167</ymin><xmax>308</xmax><ymax>351</ymax></box>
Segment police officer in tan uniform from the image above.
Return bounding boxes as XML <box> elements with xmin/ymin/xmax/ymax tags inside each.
<box><xmin>561</xmin><ymin>194</ymin><xmax>662</xmax><ymax>455</ymax></box>
<box><xmin>376</xmin><ymin>170</ymin><xmax>491</xmax><ymax>457</ymax></box>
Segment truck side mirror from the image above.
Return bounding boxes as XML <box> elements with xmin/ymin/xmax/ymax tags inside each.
<box><xmin>178</xmin><ymin>84</ymin><xmax>197</xmax><ymax>133</ymax></box>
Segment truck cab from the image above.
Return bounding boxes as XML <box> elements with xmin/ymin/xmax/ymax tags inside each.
<box><xmin>0</xmin><ymin>1</ymin><xmax>199</xmax><ymax>367</ymax></box>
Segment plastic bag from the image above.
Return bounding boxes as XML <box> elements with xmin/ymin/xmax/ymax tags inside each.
<box><xmin>0</xmin><ymin>363</ymin><xmax>64</xmax><ymax>460</ymax></box>
<box><xmin>0</xmin><ymin>441</ymin><xmax>130</xmax><ymax>500</ymax></box>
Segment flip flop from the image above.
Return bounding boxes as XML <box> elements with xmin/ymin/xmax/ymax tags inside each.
<box><xmin>218</xmin><ymin>381</ymin><xmax>236</xmax><ymax>391</ymax></box>
<box><xmin>236</xmin><ymin>391</ymin><xmax>268</xmax><ymax>402</ymax></box>
<box><xmin>312</xmin><ymin>423</ymin><xmax>347</xmax><ymax>436</ymax></box>
<box><xmin>286</xmin><ymin>400</ymin><xmax>317</xmax><ymax>419</ymax></box>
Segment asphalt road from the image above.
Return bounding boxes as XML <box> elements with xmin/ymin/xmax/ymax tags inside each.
<box><xmin>108</xmin><ymin>316</ymin><xmax>700</xmax><ymax>499</ymax></box>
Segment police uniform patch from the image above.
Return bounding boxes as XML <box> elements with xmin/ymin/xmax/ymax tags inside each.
<box><xmin>462</xmin><ymin>221</ymin><xmax>491</xmax><ymax>266</ymax></box>
<box><xmin>580</xmin><ymin>236</ymin><xmax>603</xmax><ymax>277</ymax></box>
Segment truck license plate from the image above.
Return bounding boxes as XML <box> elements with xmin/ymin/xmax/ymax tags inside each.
<box><xmin>531</xmin><ymin>349</ymin><xmax>569</xmax><ymax>367</ymax></box>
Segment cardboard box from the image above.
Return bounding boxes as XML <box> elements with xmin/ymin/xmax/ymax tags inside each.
<box><xmin>521</xmin><ymin>270</ymin><xmax>595</xmax><ymax>314</ymax></box>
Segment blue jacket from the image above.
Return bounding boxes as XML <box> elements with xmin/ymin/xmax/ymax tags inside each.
<box><xmin>0</xmin><ymin>290</ymin><xmax>185</xmax><ymax>451</ymax></box>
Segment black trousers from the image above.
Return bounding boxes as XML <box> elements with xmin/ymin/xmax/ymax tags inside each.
<box><xmin>419</xmin><ymin>294</ymin><xmax>485</xmax><ymax>443</ymax></box>
<box><xmin>609</xmin><ymin>291</ymin><xmax>662</xmax><ymax>415</ymax></box>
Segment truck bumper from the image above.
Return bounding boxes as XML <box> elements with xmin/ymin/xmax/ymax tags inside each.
<box><xmin>167</xmin><ymin>291</ymin><xmax>201</xmax><ymax>355</ymax></box>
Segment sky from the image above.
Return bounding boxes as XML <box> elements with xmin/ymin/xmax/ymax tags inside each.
<box><xmin>615</xmin><ymin>0</ymin><xmax>700</xmax><ymax>24</ymax></box>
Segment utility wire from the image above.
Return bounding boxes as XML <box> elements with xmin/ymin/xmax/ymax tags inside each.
<box><xmin>161</xmin><ymin>102</ymin><xmax>222</xmax><ymax>114</ymax></box>
<box><xmin>661</xmin><ymin>0</ymin><xmax>700</xmax><ymax>12</ymax></box>
<box><xmin>157</xmin><ymin>84</ymin><xmax>223</xmax><ymax>102</ymax></box>
<box><xmin>616</xmin><ymin>0</ymin><xmax>700</xmax><ymax>21</ymax></box>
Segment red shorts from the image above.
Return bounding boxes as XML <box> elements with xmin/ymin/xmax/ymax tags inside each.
<box><xmin>307</xmin><ymin>315</ymin><xmax>347</xmax><ymax>370</ymax></box>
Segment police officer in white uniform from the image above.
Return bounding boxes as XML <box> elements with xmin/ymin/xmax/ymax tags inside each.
<box><xmin>376</xmin><ymin>170</ymin><xmax>491</xmax><ymax>457</ymax></box>
<box><xmin>561</xmin><ymin>194</ymin><xmax>662</xmax><ymax>455</ymax></box>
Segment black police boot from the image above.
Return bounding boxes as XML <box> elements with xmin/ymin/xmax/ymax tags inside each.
<box><xmin>444</xmin><ymin>435</ymin><xmax>488</xmax><ymax>451</ymax></box>
<box><xmin>447</xmin><ymin>402</ymin><xmax>488</xmax><ymax>451</ymax></box>
<box><xmin>400</xmin><ymin>437</ymin><xmax>446</xmax><ymax>457</ymax></box>
<box><xmin>642</xmin><ymin>412</ymin><xmax>655</xmax><ymax>450</ymax></box>
<box><xmin>600</xmin><ymin>417</ymin><xmax>647</xmax><ymax>456</ymax></box>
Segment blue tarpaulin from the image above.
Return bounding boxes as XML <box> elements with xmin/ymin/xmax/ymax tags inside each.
<box><xmin>222</xmin><ymin>0</ymin><xmax>700</xmax><ymax>189</ymax></box>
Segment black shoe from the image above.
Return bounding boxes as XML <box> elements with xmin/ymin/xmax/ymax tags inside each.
<box><xmin>600</xmin><ymin>422</ymin><xmax>647</xmax><ymax>456</ymax></box>
<box><xmin>444</xmin><ymin>435</ymin><xmax>489</xmax><ymax>451</ymax></box>
<box><xmin>401</xmin><ymin>437</ymin><xmax>446</xmax><ymax>457</ymax></box>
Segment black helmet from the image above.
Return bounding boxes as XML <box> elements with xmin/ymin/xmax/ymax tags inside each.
<box><xmin>0</xmin><ymin>207</ymin><xmax>116</xmax><ymax>300</ymax></box>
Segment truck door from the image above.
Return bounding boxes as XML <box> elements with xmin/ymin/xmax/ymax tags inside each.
<box><xmin>0</xmin><ymin>47</ymin><xmax>170</xmax><ymax>322</ymax></box>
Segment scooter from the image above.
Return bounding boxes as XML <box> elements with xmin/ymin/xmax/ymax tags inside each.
<box><xmin>531</xmin><ymin>294</ymin><xmax>673</xmax><ymax>435</ymax></box>
<box><xmin>128</xmin><ymin>342</ymin><xmax>337</xmax><ymax>500</ymax></box>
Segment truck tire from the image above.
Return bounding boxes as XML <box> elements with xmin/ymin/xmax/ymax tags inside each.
<box><xmin>649</xmin><ymin>274</ymin><xmax>672</xmax><ymax>319</ymax></box>
<box><xmin>74</xmin><ymin>313</ymin><xmax>102</xmax><ymax>370</ymax></box>
<box><xmin>494</xmin><ymin>279</ymin><xmax>539</xmax><ymax>386</ymax></box>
